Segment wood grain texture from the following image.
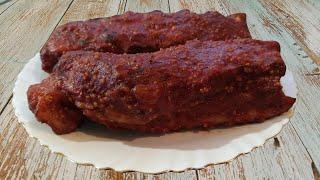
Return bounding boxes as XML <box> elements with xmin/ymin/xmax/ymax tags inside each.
<box><xmin>120</xmin><ymin>3</ymin><xmax>198</xmax><ymax>179</ymax></box>
<box><xmin>197</xmin><ymin>124</ymin><xmax>315</xmax><ymax>179</ymax></box>
<box><xmin>258</xmin><ymin>0</ymin><xmax>320</xmax><ymax>65</ymax></box>
<box><xmin>59</xmin><ymin>0</ymin><xmax>125</xmax><ymax>24</ymax></box>
<box><xmin>0</xmin><ymin>0</ymin><xmax>123</xmax><ymax>179</ymax></box>
<box><xmin>0</xmin><ymin>103</ymin><xmax>122</xmax><ymax>180</ymax></box>
<box><xmin>1</xmin><ymin>0</ymin><xmax>320</xmax><ymax>179</ymax></box>
<box><xmin>0</xmin><ymin>0</ymin><xmax>74</xmax><ymax>112</ymax></box>
<box><xmin>170</xmin><ymin>0</ymin><xmax>320</xmax><ymax>179</ymax></box>
<box><xmin>0</xmin><ymin>0</ymin><xmax>196</xmax><ymax>179</ymax></box>
<box><xmin>125</xmin><ymin>0</ymin><xmax>170</xmax><ymax>13</ymax></box>
<box><xmin>169</xmin><ymin>0</ymin><xmax>215</xmax><ymax>13</ymax></box>
<box><xmin>226</xmin><ymin>0</ymin><xmax>320</xmax><ymax>174</ymax></box>
<box><xmin>0</xmin><ymin>0</ymin><xmax>19</xmax><ymax>15</ymax></box>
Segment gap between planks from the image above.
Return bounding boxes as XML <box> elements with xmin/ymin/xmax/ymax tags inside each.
<box><xmin>0</xmin><ymin>0</ymin><xmax>19</xmax><ymax>15</ymax></box>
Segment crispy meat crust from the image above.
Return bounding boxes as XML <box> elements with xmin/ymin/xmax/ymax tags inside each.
<box><xmin>40</xmin><ymin>10</ymin><xmax>251</xmax><ymax>72</ymax></box>
<box><xmin>28</xmin><ymin>39</ymin><xmax>295</xmax><ymax>134</ymax></box>
<box><xmin>27</xmin><ymin>76</ymin><xmax>84</xmax><ymax>134</ymax></box>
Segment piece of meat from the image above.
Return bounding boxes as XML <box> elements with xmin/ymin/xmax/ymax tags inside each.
<box><xmin>27</xmin><ymin>76</ymin><xmax>84</xmax><ymax>134</ymax></box>
<box><xmin>40</xmin><ymin>10</ymin><xmax>251</xmax><ymax>72</ymax></box>
<box><xmin>28</xmin><ymin>39</ymin><xmax>295</xmax><ymax>134</ymax></box>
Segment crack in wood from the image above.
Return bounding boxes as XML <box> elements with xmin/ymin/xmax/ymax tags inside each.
<box><xmin>311</xmin><ymin>162</ymin><xmax>320</xmax><ymax>180</ymax></box>
<box><xmin>0</xmin><ymin>95</ymin><xmax>12</xmax><ymax>116</ymax></box>
<box><xmin>0</xmin><ymin>0</ymin><xmax>19</xmax><ymax>15</ymax></box>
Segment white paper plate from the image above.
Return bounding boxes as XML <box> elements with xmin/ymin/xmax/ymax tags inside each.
<box><xmin>13</xmin><ymin>53</ymin><xmax>297</xmax><ymax>173</ymax></box>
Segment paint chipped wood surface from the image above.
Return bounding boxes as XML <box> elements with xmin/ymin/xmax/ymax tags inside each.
<box><xmin>0</xmin><ymin>0</ymin><xmax>319</xmax><ymax>179</ymax></box>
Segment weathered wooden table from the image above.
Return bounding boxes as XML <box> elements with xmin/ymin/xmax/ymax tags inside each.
<box><xmin>0</xmin><ymin>0</ymin><xmax>319</xmax><ymax>179</ymax></box>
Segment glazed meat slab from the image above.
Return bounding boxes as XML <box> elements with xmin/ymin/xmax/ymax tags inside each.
<box><xmin>40</xmin><ymin>10</ymin><xmax>251</xmax><ymax>72</ymax></box>
<box><xmin>28</xmin><ymin>39</ymin><xmax>295</xmax><ymax>134</ymax></box>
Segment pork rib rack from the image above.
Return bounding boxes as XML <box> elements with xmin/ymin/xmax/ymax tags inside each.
<box><xmin>40</xmin><ymin>10</ymin><xmax>251</xmax><ymax>72</ymax></box>
<box><xmin>28</xmin><ymin>39</ymin><xmax>295</xmax><ymax>134</ymax></box>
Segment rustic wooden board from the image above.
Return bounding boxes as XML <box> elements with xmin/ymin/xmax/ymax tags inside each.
<box><xmin>231</xmin><ymin>0</ymin><xmax>320</xmax><ymax>174</ymax></box>
<box><xmin>170</xmin><ymin>0</ymin><xmax>320</xmax><ymax>179</ymax></box>
<box><xmin>0</xmin><ymin>0</ymin><xmax>74</xmax><ymax>112</ymax></box>
<box><xmin>258</xmin><ymin>0</ymin><xmax>320</xmax><ymax>65</ymax></box>
<box><xmin>122</xmin><ymin>1</ymin><xmax>197</xmax><ymax>178</ymax></box>
<box><xmin>197</xmin><ymin>124</ymin><xmax>315</xmax><ymax>180</ymax></box>
<box><xmin>1</xmin><ymin>0</ymin><xmax>195</xmax><ymax>179</ymax></box>
<box><xmin>222</xmin><ymin>0</ymin><xmax>320</xmax><ymax>175</ymax></box>
<box><xmin>59</xmin><ymin>0</ymin><xmax>125</xmax><ymax>24</ymax></box>
<box><xmin>0</xmin><ymin>0</ymin><xmax>320</xmax><ymax>179</ymax></box>
<box><xmin>0</xmin><ymin>0</ymin><xmax>123</xmax><ymax>179</ymax></box>
<box><xmin>125</xmin><ymin>0</ymin><xmax>169</xmax><ymax>13</ymax></box>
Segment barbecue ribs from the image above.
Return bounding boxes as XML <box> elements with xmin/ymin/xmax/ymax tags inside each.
<box><xmin>28</xmin><ymin>39</ymin><xmax>295</xmax><ymax>134</ymax></box>
<box><xmin>40</xmin><ymin>10</ymin><xmax>251</xmax><ymax>72</ymax></box>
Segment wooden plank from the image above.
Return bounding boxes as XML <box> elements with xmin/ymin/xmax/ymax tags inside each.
<box><xmin>198</xmin><ymin>125</ymin><xmax>315</xmax><ymax>180</ymax></box>
<box><xmin>0</xmin><ymin>104</ymin><xmax>29</xmax><ymax>179</ymax></box>
<box><xmin>248</xmin><ymin>1</ymin><xmax>320</xmax><ymax>170</ymax></box>
<box><xmin>0</xmin><ymin>0</ymin><xmax>74</xmax><ymax>113</ymax></box>
<box><xmin>58</xmin><ymin>0</ymin><xmax>126</xmax><ymax>179</ymax></box>
<box><xmin>169</xmin><ymin>0</ymin><xmax>319</xmax><ymax>179</ymax></box>
<box><xmin>122</xmin><ymin>1</ymin><xmax>198</xmax><ymax>179</ymax></box>
<box><xmin>169</xmin><ymin>0</ymin><xmax>215</xmax><ymax>12</ymax></box>
<box><xmin>0</xmin><ymin>0</ymin><xmax>19</xmax><ymax>15</ymax></box>
<box><xmin>199</xmin><ymin>0</ymin><xmax>320</xmax><ymax>174</ymax></box>
<box><xmin>0</xmin><ymin>102</ymin><xmax>123</xmax><ymax>180</ymax></box>
<box><xmin>1</xmin><ymin>0</ymin><xmax>319</xmax><ymax>179</ymax></box>
<box><xmin>214</xmin><ymin>0</ymin><xmax>320</xmax><ymax>174</ymax></box>
<box><xmin>258</xmin><ymin>0</ymin><xmax>320</xmax><ymax>65</ymax></box>
<box><xmin>125</xmin><ymin>0</ymin><xmax>169</xmax><ymax>13</ymax></box>
<box><xmin>0</xmin><ymin>0</ymin><xmax>198</xmax><ymax>179</ymax></box>
<box><xmin>59</xmin><ymin>0</ymin><xmax>125</xmax><ymax>24</ymax></box>
<box><xmin>0</xmin><ymin>0</ymin><xmax>124</xmax><ymax>179</ymax></box>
